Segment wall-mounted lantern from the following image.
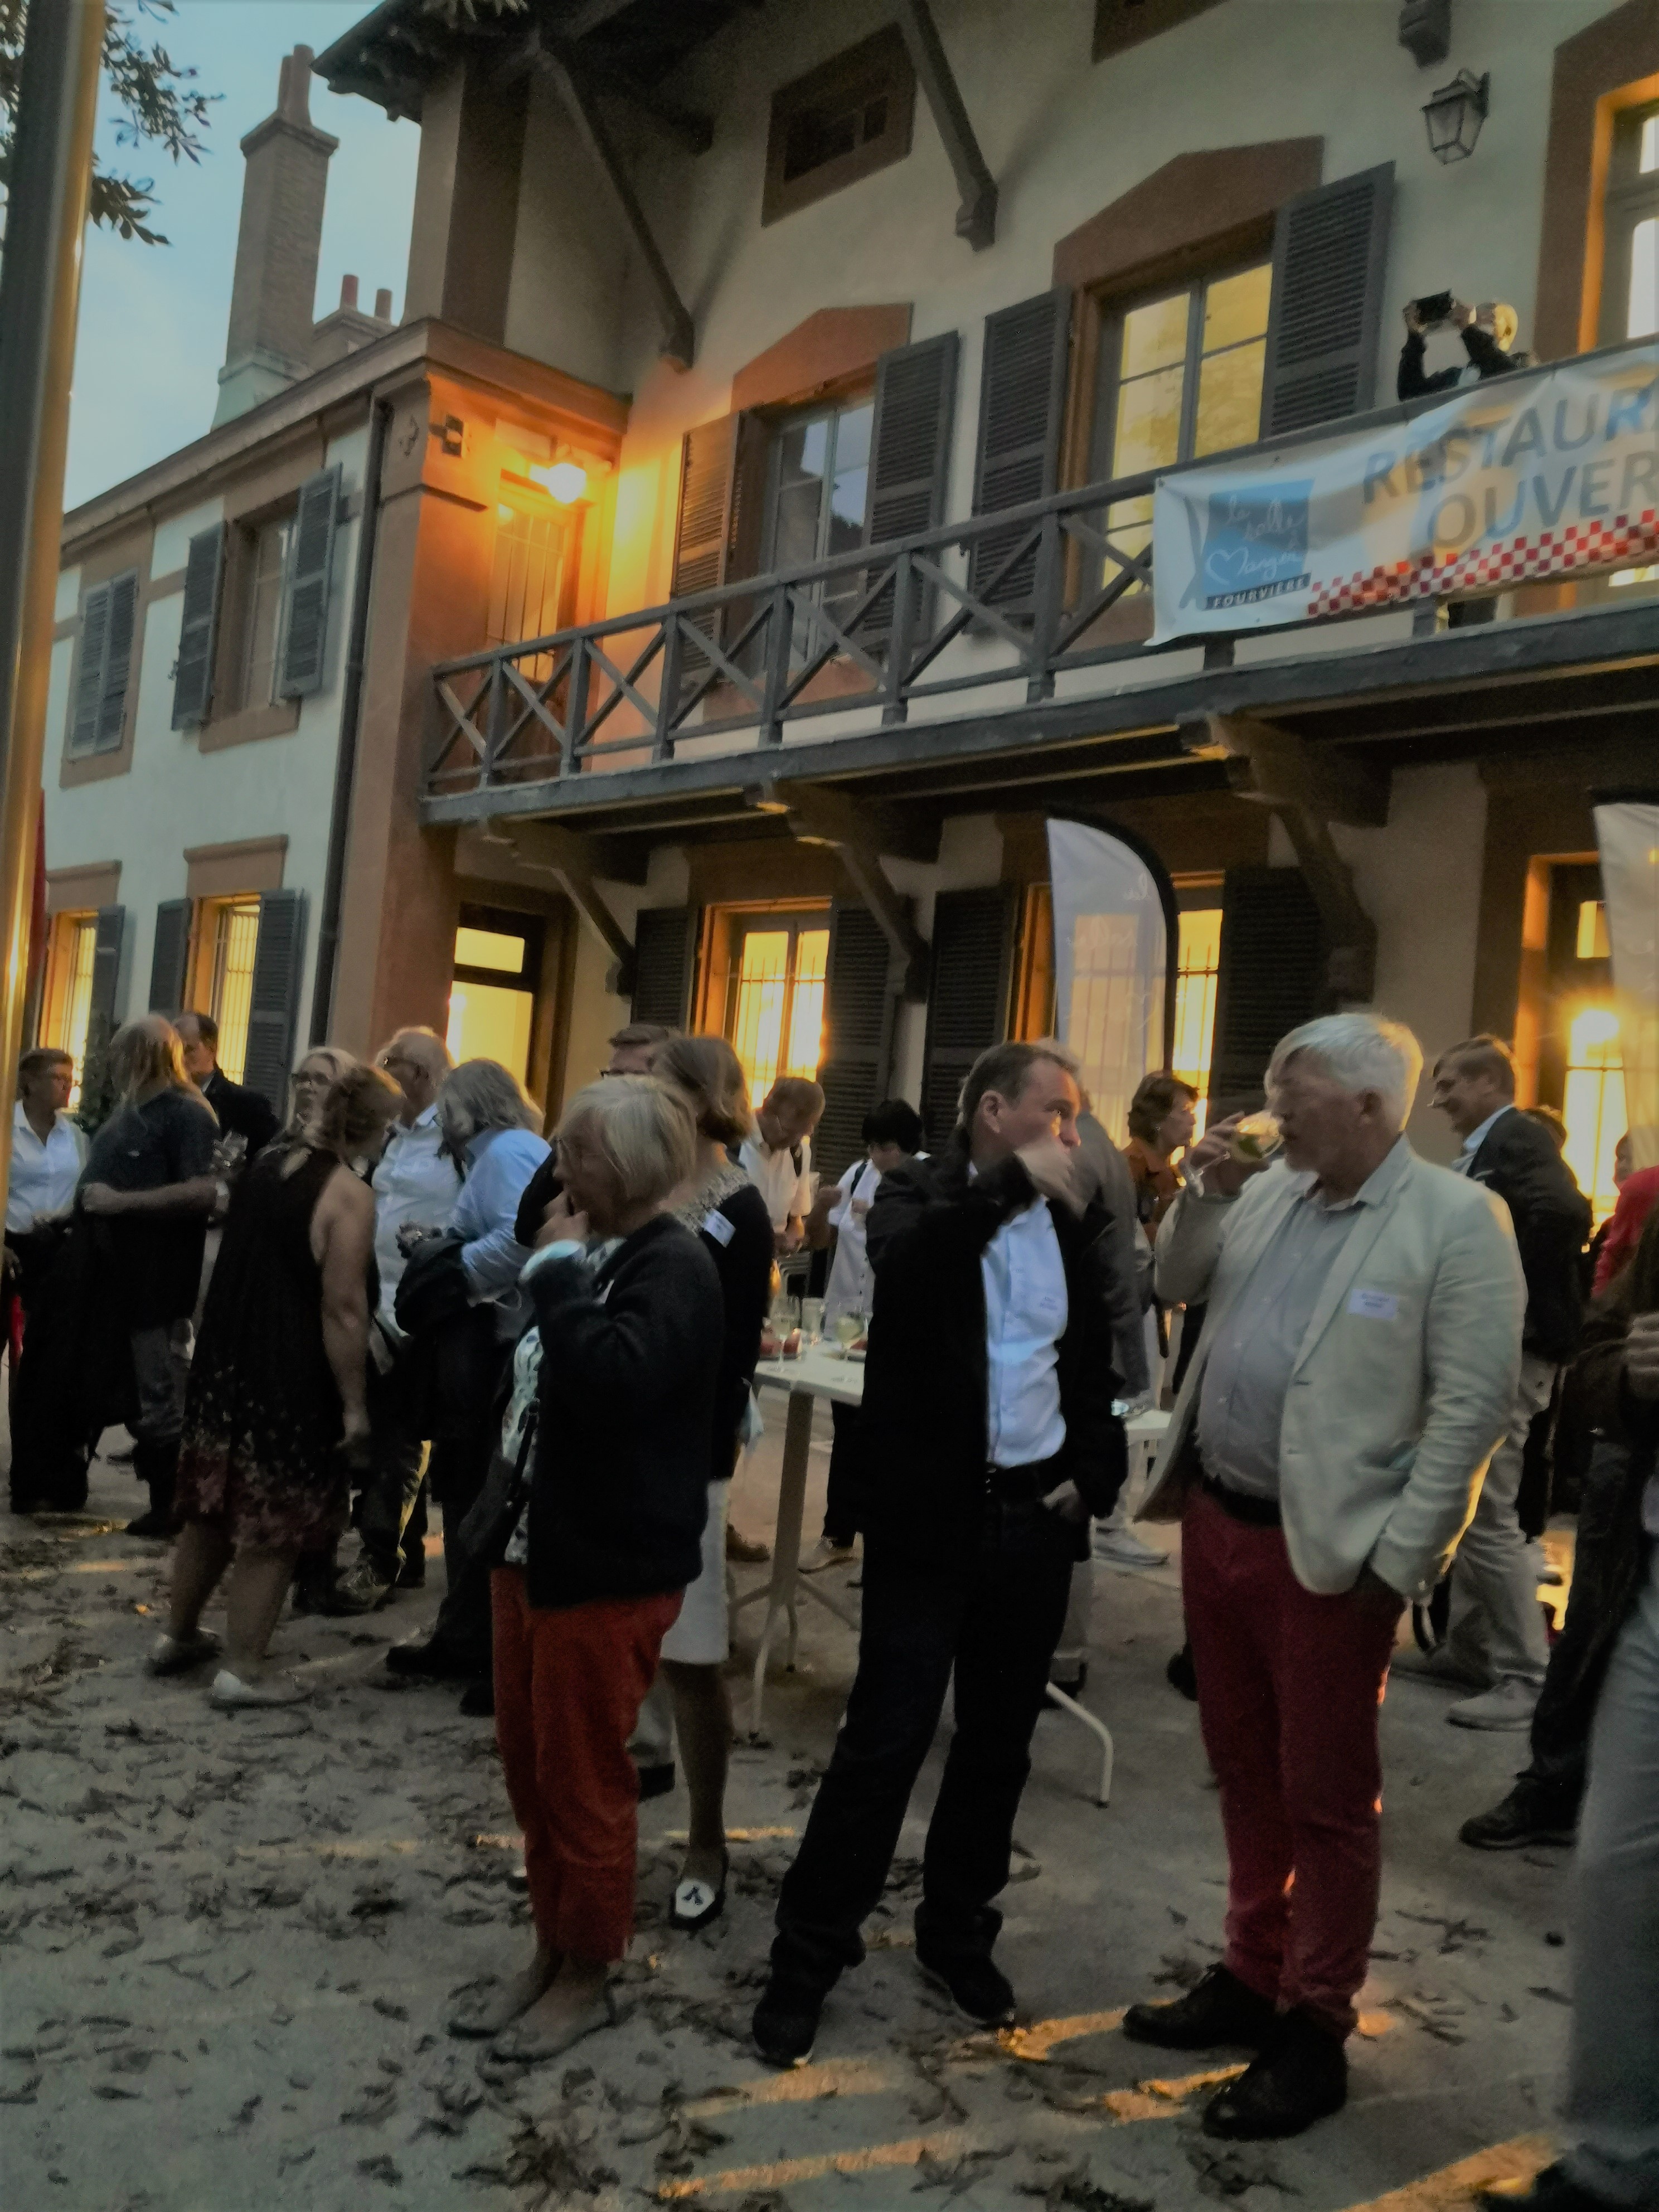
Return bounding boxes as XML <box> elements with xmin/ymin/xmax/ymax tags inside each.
<box><xmin>1423</xmin><ymin>69</ymin><xmax>1489</xmax><ymax>163</ymax></box>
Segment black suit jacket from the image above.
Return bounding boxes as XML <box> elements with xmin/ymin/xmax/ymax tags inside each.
<box><xmin>861</xmin><ymin>1148</ymin><xmax>1128</xmax><ymax>1565</ymax></box>
<box><xmin>1466</xmin><ymin>1107</ymin><xmax>1592</xmax><ymax>1363</ymax></box>
<box><xmin>201</xmin><ymin>1066</ymin><xmax>280</xmax><ymax>1158</ymax></box>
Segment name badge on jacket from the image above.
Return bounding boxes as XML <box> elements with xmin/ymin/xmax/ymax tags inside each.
<box><xmin>1348</xmin><ymin>1287</ymin><xmax>1399</xmax><ymax>1321</ymax></box>
<box><xmin>702</xmin><ymin>1210</ymin><xmax>735</xmax><ymax>1247</ymax></box>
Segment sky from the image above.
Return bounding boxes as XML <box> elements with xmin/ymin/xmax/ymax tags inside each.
<box><xmin>64</xmin><ymin>1</ymin><xmax>421</xmax><ymax>510</ymax></box>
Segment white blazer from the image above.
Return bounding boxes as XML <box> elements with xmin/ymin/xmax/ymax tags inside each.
<box><xmin>1143</xmin><ymin>1140</ymin><xmax>1525</xmax><ymax>1600</ymax></box>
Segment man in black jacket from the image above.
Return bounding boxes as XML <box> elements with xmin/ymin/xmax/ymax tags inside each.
<box><xmin>175</xmin><ymin>1013</ymin><xmax>279</xmax><ymax>1158</ymax></box>
<box><xmin>1397</xmin><ymin>299</ymin><xmax>1520</xmax><ymax>400</ymax></box>
<box><xmin>753</xmin><ymin>1041</ymin><xmax>1128</xmax><ymax>2067</ymax></box>
<box><xmin>1408</xmin><ymin>1036</ymin><xmax>1592</xmax><ymax>1729</ymax></box>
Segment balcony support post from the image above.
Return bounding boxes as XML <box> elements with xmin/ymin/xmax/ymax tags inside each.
<box><xmin>881</xmin><ymin>549</ymin><xmax>915</xmax><ymax>726</ymax></box>
<box><xmin>560</xmin><ymin>638</ymin><xmax>590</xmax><ymax>775</ymax></box>
<box><xmin>482</xmin><ymin>816</ymin><xmax>636</xmax><ymax>996</ymax></box>
<box><xmin>759</xmin><ymin>583</ymin><xmax>792</xmax><ymax>746</ymax></box>
<box><xmin>656</xmin><ymin>615</ymin><xmax>684</xmax><ymax>764</ymax></box>
<box><xmin>892</xmin><ymin>0</ymin><xmax>997</xmax><ymax>250</ymax></box>
<box><xmin>746</xmin><ymin>777</ymin><xmax>932</xmax><ymax>999</ymax></box>
<box><xmin>1026</xmin><ymin>508</ymin><xmax>1063</xmax><ymax>702</ymax></box>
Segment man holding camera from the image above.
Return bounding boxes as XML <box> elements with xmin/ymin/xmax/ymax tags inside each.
<box><xmin>1398</xmin><ymin>296</ymin><xmax>1521</xmax><ymax>400</ymax></box>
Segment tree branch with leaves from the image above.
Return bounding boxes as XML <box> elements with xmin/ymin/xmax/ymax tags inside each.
<box><xmin>0</xmin><ymin>0</ymin><xmax>216</xmax><ymax>246</ymax></box>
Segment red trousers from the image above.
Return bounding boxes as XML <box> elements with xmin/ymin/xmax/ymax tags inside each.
<box><xmin>1181</xmin><ymin>1487</ymin><xmax>1400</xmax><ymax>2038</ymax></box>
<box><xmin>491</xmin><ymin>1569</ymin><xmax>681</xmax><ymax>1964</ymax></box>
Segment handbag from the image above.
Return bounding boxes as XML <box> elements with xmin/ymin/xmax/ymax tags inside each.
<box><xmin>464</xmin><ymin>1406</ymin><xmax>541</xmax><ymax>1574</ymax></box>
<box><xmin>393</xmin><ymin>1229</ymin><xmax>473</xmax><ymax>1338</ymax></box>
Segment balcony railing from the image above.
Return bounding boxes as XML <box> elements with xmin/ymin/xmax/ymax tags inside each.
<box><xmin>426</xmin><ymin>339</ymin><xmax>1657</xmax><ymax>804</ymax></box>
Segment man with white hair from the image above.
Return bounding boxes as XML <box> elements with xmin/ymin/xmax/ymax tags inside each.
<box><xmin>1122</xmin><ymin>1013</ymin><xmax>1524</xmax><ymax>2141</ymax></box>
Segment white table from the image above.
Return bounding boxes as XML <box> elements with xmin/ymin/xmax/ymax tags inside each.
<box><xmin>739</xmin><ymin>1346</ymin><xmax>1171</xmax><ymax>1805</ymax></box>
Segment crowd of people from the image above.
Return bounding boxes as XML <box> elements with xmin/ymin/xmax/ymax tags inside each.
<box><xmin>3</xmin><ymin>1002</ymin><xmax>1656</xmax><ymax>2206</ymax></box>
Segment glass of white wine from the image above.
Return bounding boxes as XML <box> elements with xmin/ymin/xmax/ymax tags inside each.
<box><xmin>833</xmin><ymin>1310</ymin><xmax>864</xmax><ymax>1352</ymax></box>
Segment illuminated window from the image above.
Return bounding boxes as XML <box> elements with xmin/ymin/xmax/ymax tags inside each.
<box><xmin>1576</xmin><ymin>900</ymin><xmax>1612</xmax><ymax>960</ymax></box>
<box><xmin>1098</xmin><ymin>263</ymin><xmax>1273</xmax><ymax>591</ymax></box>
<box><xmin>445</xmin><ymin>911</ymin><xmax>539</xmax><ymax>1089</ymax></box>
<box><xmin>208</xmin><ymin>898</ymin><xmax>262</xmax><ymax>1083</ymax></box>
<box><xmin>1172</xmin><ymin>906</ymin><xmax>1223</xmax><ymax>1129</ymax></box>
<box><xmin>725</xmin><ymin>914</ymin><xmax>829</xmax><ymax>1108</ymax></box>
<box><xmin>487</xmin><ymin>496</ymin><xmax>578</xmax><ymax>659</ymax></box>
<box><xmin>1602</xmin><ymin>100</ymin><xmax>1659</xmax><ymax>345</ymax></box>
<box><xmin>42</xmin><ymin>912</ymin><xmax>99</xmax><ymax>1108</ymax></box>
<box><xmin>764</xmin><ymin>395</ymin><xmax>875</xmax><ymax>658</ymax></box>
<box><xmin>1561</xmin><ymin>1003</ymin><xmax>1626</xmax><ymax>1223</ymax></box>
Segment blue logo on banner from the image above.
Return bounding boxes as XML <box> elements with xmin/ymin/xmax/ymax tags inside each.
<box><xmin>1200</xmin><ymin>482</ymin><xmax>1312</xmax><ymax>608</ymax></box>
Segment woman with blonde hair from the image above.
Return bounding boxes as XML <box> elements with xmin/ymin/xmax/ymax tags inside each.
<box><xmin>450</xmin><ymin>1076</ymin><xmax>721</xmax><ymax>2061</ymax></box>
<box><xmin>284</xmin><ymin>1045</ymin><xmax>357</xmax><ymax>1141</ymax></box>
<box><xmin>11</xmin><ymin>1017</ymin><xmax>218</xmax><ymax>1527</ymax></box>
<box><xmin>153</xmin><ymin>1063</ymin><xmax>404</xmax><ymax>1704</ymax></box>
<box><xmin>634</xmin><ymin>1034</ymin><xmax>772</xmax><ymax>1929</ymax></box>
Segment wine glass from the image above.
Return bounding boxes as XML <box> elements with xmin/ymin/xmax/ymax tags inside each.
<box><xmin>833</xmin><ymin>1310</ymin><xmax>864</xmax><ymax>1351</ymax></box>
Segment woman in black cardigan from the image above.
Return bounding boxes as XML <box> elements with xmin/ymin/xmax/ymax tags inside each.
<box><xmin>458</xmin><ymin>1077</ymin><xmax>721</xmax><ymax>2063</ymax></box>
<box><xmin>649</xmin><ymin>1035</ymin><xmax>774</xmax><ymax>1930</ymax></box>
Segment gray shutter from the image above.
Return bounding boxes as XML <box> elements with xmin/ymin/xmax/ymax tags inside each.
<box><xmin>969</xmin><ymin>289</ymin><xmax>1071</xmax><ymax>609</ymax></box>
<box><xmin>95</xmin><ymin>573</ymin><xmax>139</xmax><ymax>753</ymax></box>
<box><xmin>813</xmin><ymin>900</ymin><xmax>896</xmax><ymax>1184</ymax></box>
<box><xmin>630</xmin><ymin>906</ymin><xmax>698</xmax><ymax>1029</ymax></box>
<box><xmin>241</xmin><ymin>890</ymin><xmax>306</xmax><ymax>1112</ymax></box>
<box><xmin>171</xmin><ymin>525</ymin><xmax>225</xmax><ymax>729</ymax></box>
<box><xmin>671</xmin><ymin>416</ymin><xmax>741</xmax><ymax>600</ymax></box>
<box><xmin>860</xmin><ymin>330</ymin><xmax>959</xmax><ymax>642</ymax></box>
<box><xmin>278</xmin><ymin>464</ymin><xmax>343</xmax><ymax>698</ymax></box>
<box><xmin>69</xmin><ymin>582</ymin><xmax>113</xmax><ymax>756</ymax></box>
<box><xmin>1260</xmin><ymin>164</ymin><xmax>1394</xmax><ymax>437</ymax></box>
<box><xmin>79</xmin><ymin>905</ymin><xmax>127</xmax><ymax>1123</ymax></box>
<box><xmin>919</xmin><ymin>885</ymin><xmax>1014</xmax><ymax>1150</ymax></box>
<box><xmin>1208</xmin><ymin>867</ymin><xmax>1325</xmax><ymax>1108</ymax></box>
<box><xmin>148</xmin><ymin>898</ymin><xmax>193</xmax><ymax>1014</ymax></box>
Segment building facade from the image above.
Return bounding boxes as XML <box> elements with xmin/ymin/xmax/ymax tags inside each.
<box><xmin>46</xmin><ymin>2</ymin><xmax>1659</xmax><ymax>1207</ymax></box>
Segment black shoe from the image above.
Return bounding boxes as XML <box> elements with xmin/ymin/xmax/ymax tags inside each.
<box><xmin>1474</xmin><ymin>2162</ymin><xmax>1617</xmax><ymax>2211</ymax></box>
<box><xmin>1166</xmin><ymin>1643</ymin><xmax>1198</xmax><ymax>1701</ymax></box>
<box><xmin>124</xmin><ymin>1510</ymin><xmax>176</xmax><ymax>1540</ymax></box>
<box><xmin>1201</xmin><ymin>2008</ymin><xmax>1347</xmax><ymax>2140</ymax></box>
<box><xmin>915</xmin><ymin>1944</ymin><xmax>1016</xmax><ymax>2027</ymax></box>
<box><xmin>636</xmin><ymin>1761</ymin><xmax>676</xmax><ymax>1802</ymax></box>
<box><xmin>458</xmin><ymin>1679</ymin><xmax>494</xmax><ymax>1718</ymax></box>
<box><xmin>1123</xmin><ymin>1963</ymin><xmax>1279</xmax><ymax>2051</ymax></box>
<box><xmin>753</xmin><ymin>1977</ymin><xmax>822</xmax><ymax>2068</ymax></box>
<box><xmin>385</xmin><ymin>1638</ymin><xmax>474</xmax><ymax>1681</ymax></box>
<box><xmin>1460</xmin><ymin>1786</ymin><xmax>1576</xmax><ymax>1851</ymax></box>
<box><xmin>395</xmin><ymin>1558</ymin><xmax>426</xmax><ymax>1590</ymax></box>
<box><xmin>1048</xmin><ymin>1665</ymin><xmax>1088</xmax><ymax>1700</ymax></box>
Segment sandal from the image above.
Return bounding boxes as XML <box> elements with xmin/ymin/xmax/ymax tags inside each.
<box><xmin>489</xmin><ymin>1982</ymin><xmax>617</xmax><ymax>2063</ymax></box>
<box><xmin>669</xmin><ymin>1850</ymin><xmax>730</xmax><ymax>1933</ymax></box>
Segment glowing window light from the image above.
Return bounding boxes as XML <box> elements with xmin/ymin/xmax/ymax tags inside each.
<box><xmin>529</xmin><ymin>460</ymin><xmax>588</xmax><ymax>505</ymax></box>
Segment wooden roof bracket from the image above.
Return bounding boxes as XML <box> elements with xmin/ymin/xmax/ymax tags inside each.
<box><xmin>482</xmin><ymin>817</ymin><xmax>638</xmax><ymax>997</ymax></box>
<box><xmin>1205</xmin><ymin>715</ymin><xmax>1381</xmax><ymax>1005</ymax></box>
<box><xmin>892</xmin><ymin>0</ymin><xmax>998</xmax><ymax>251</ymax></box>
<box><xmin>533</xmin><ymin>38</ymin><xmax>695</xmax><ymax>369</ymax></box>
<box><xmin>746</xmin><ymin>779</ymin><xmax>931</xmax><ymax>1000</ymax></box>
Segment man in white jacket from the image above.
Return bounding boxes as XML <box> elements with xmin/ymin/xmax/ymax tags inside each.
<box><xmin>1122</xmin><ymin>1014</ymin><xmax>1523</xmax><ymax>2142</ymax></box>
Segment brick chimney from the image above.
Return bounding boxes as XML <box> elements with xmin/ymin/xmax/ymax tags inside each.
<box><xmin>214</xmin><ymin>47</ymin><xmax>339</xmax><ymax>426</ymax></box>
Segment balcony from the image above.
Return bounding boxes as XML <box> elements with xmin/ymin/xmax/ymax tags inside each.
<box><xmin>425</xmin><ymin>336</ymin><xmax>1659</xmax><ymax>833</ymax></box>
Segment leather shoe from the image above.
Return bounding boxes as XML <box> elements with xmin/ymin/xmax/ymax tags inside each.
<box><xmin>1461</xmin><ymin>1785</ymin><xmax>1576</xmax><ymax>1851</ymax></box>
<box><xmin>753</xmin><ymin>1976</ymin><xmax>822</xmax><ymax>2068</ymax></box>
<box><xmin>915</xmin><ymin>1943</ymin><xmax>1016</xmax><ymax>2027</ymax></box>
<box><xmin>636</xmin><ymin>1761</ymin><xmax>676</xmax><ymax>1802</ymax></box>
<box><xmin>459</xmin><ymin>1678</ymin><xmax>494</xmax><ymax>1718</ymax></box>
<box><xmin>1474</xmin><ymin>2162</ymin><xmax>1618</xmax><ymax>2211</ymax></box>
<box><xmin>1123</xmin><ymin>1963</ymin><xmax>1278</xmax><ymax>2051</ymax></box>
<box><xmin>1201</xmin><ymin>2007</ymin><xmax>1346</xmax><ymax>2140</ymax></box>
<box><xmin>386</xmin><ymin>1638</ymin><xmax>474</xmax><ymax>1681</ymax></box>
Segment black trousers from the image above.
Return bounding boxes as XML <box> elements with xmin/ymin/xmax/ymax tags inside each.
<box><xmin>822</xmin><ymin>1400</ymin><xmax>867</xmax><ymax>1547</ymax></box>
<box><xmin>358</xmin><ymin>1347</ymin><xmax>428</xmax><ymax>1576</ymax></box>
<box><xmin>771</xmin><ymin>1493</ymin><xmax>1074</xmax><ymax>1995</ymax></box>
<box><xmin>1517</xmin><ymin>1435</ymin><xmax>1633</xmax><ymax>1817</ymax></box>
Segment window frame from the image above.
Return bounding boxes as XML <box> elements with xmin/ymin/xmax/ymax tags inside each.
<box><xmin>237</xmin><ymin>512</ymin><xmax>295</xmax><ymax>715</ymax></box>
<box><xmin>715</xmin><ymin>904</ymin><xmax>832</xmax><ymax>1108</ymax></box>
<box><xmin>445</xmin><ymin>904</ymin><xmax>545</xmax><ymax>1092</ymax></box>
<box><xmin>1088</xmin><ymin>251</ymin><xmax>1274</xmax><ymax>488</ymax></box>
<box><xmin>41</xmin><ymin>909</ymin><xmax>100</xmax><ymax>1107</ymax></box>
<box><xmin>762</xmin><ymin>27</ymin><xmax>916</xmax><ymax>228</ymax></box>
<box><xmin>1599</xmin><ymin>99</ymin><xmax>1659</xmax><ymax>345</ymax></box>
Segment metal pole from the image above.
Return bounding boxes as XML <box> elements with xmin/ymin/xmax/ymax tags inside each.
<box><xmin>0</xmin><ymin>0</ymin><xmax>108</xmax><ymax>1194</ymax></box>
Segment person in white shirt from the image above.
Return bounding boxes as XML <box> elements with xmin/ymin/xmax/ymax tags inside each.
<box><xmin>4</xmin><ymin>1047</ymin><xmax>87</xmax><ymax>1366</ymax></box>
<box><xmin>799</xmin><ymin>1098</ymin><xmax>924</xmax><ymax>1572</ymax></box>
<box><xmin>739</xmin><ymin>1078</ymin><xmax>823</xmax><ymax>1258</ymax></box>
<box><xmin>326</xmin><ymin>1028</ymin><xmax>462</xmax><ymax>1614</ymax></box>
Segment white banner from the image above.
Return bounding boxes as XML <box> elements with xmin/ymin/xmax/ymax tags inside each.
<box><xmin>1151</xmin><ymin>341</ymin><xmax>1659</xmax><ymax>642</ymax></box>
<box><xmin>1046</xmin><ymin>818</ymin><xmax>1167</xmax><ymax>1146</ymax></box>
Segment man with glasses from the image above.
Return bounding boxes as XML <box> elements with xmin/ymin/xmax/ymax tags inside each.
<box><xmin>328</xmin><ymin>1028</ymin><xmax>460</xmax><ymax>1612</ymax></box>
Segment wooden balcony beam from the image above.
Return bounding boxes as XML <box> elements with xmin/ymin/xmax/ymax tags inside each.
<box><xmin>479</xmin><ymin>817</ymin><xmax>638</xmax><ymax>994</ymax></box>
<box><xmin>745</xmin><ymin>778</ymin><xmax>931</xmax><ymax>999</ymax></box>
<box><xmin>893</xmin><ymin>0</ymin><xmax>997</xmax><ymax>250</ymax></box>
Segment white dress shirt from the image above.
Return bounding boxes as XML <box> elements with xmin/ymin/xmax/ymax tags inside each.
<box><xmin>981</xmin><ymin>1197</ymin><xmax>1069</xmax><ymax>1468</ymax></box>
<box><xmin>372</xmin><ymin>1106</ymin><xmax>462</xmax><ymax>1323</ymax></box>
<box><xmin>1455</xmin><ymin>1102</ymin><xmax>1514</xmax><ymax>1172</ymax></box>
<box><xmin>740</xmin><ymin>1133</ymin><xmax>813</xmax><ymax>1229</ymax></box>
<box><xmin>7</xmin><ymin>1102</ymin><xmax>88</xmax><ymax>1233</ymax></box>
<box><xmin>824</xmin><ymin>1158</ymin><xmax>881</xmax><ymax>1326</ymax></box>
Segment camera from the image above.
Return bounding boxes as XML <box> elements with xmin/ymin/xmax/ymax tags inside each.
<box><xmin>1412</xmin><ymin>291</ymin><xmax>1454</xmax><ymax>326</ymax></box>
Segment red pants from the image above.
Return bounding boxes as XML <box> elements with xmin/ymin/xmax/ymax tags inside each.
<box><xmin>491</xmin><ymin>1570</ymin><xmax>681</xmax><ymax>1964</ymax></box>
<box><xmin>1182</xmin><ymin>1487</ymin><xmax>1399</xmax><ymax>2038</ymax></box>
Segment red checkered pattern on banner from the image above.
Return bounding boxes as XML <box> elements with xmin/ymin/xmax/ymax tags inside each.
<box><xmin>1304</xmin><ymin>508</ymin><xmax>1659</xmax><ymax>618</ymax></box>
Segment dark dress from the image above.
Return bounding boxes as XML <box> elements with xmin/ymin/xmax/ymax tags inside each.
<box><xmin>175</xmin><ymin>1146</ymin><xmax>371</xmax><ymax>1551</ymax></box>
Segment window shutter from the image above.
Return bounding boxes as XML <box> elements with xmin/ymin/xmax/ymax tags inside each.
<box><xmin>860</xmin><ymin>330</ymin><xmax>959</xmax><ymax>642</ymax></box>
<box><xmin>70</xmin><ymin>583</ymin><xmax>113</xmax><ymax>756</ymax></box>
<box><xmin>279</xmin><ymin>464</ymin><xmax>343</xmax><ymax>698</ymax></box>
<box><xmin>148</xmin><ymin>899</ymin><xmax>193</xmax><ymax>1014</ymax></box>
<box><xmin>1260</xmin><ymin>164</ymin><xmax>1394</xmax><ymax>437</ymax></box>
<box><xmin>969</xmin><ymin>289</ymin><xmax>1070</xmax><ymax>609</ymax></box>
<box><xmin>671</xmin><ymin>416</ymin><xmax>743</xmax><ymax>600</ymax></box>
<box><xmin>1208</xmin><ymin>867</ymin><xmax>1325</xmax><ymax>1108</ymax></box>
<box><xmin>171</xmin><ymin>526</ymin><xmax>225</xmax><ymax>729</ymax></box>
<box><xmin>630</xmin><ymin>906</ymin><xmax>699</xmax><ymax>1029</ymax></box>
<box><xmin>241</xmin><ymin>890</ymin><xmax>307</xmax><ymax>1112</ymax></box>
<box><xmin>94</xmin><ymin>573</ymin><xmax>139</xmax><ymax>754</ymax></box>
<box><xmin>814</xmin><ymin>900</ymin><xmax>896</xmax><ymax>1183</ymax></box>
<box><xmin>80</xmin><ymin>905</ymin><xmax>127</xmax><ymax>1122</ymax></box>
<box><xmin>919</xmin><ymin>885</ymin><xmax>1014</xmax><ymax>1149</ymax></box>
